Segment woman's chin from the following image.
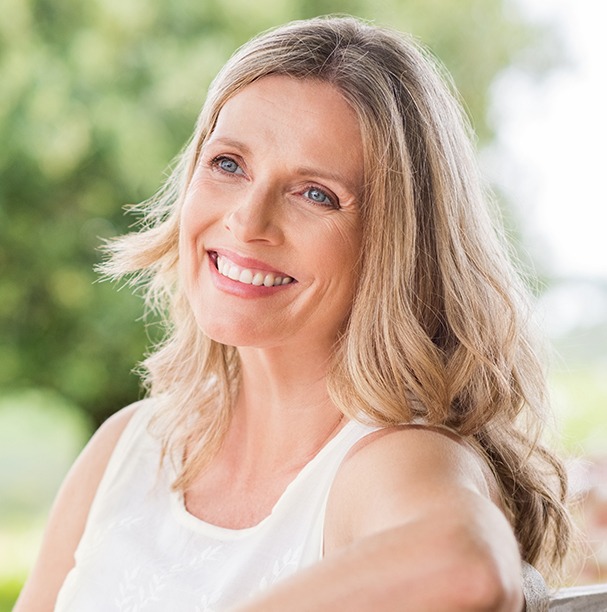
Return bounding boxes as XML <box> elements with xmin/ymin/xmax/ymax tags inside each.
<box><xmin>197</xmin><ymin>318</ymin><xmax>280</xmax><ymax>349</ymax></box>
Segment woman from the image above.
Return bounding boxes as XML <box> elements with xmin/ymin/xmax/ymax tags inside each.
<box><xmin>16</xmin><ymin>16</ymin><xmax>571</xmax><ymax>611</ymax></box>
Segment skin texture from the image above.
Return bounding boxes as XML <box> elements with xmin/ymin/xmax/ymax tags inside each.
<box><xmin>15</xmin><ymin>77</ymin><xmax>524</xmax><ymax>611</ymax></box>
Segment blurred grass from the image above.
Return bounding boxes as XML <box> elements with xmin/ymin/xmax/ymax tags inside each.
<box><xmin>0</xmin><ymin>577</ymin><xmax>23</xmax><ymax>612</ymax></box>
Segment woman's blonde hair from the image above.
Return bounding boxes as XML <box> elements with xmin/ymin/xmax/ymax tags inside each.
<box><xmin>103</xmin><ymin>16</ymin><xmax>572</xmax><ymax>579</ymax></box>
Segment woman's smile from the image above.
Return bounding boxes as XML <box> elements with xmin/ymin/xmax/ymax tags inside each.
<box><xmin>206</xmin><ymin>249</ymin><xmax>297</xmax><ymax>299</ymax></box>
<box><xmin>214</xmin><ymin>254</ymin><xmax>294</xmax><ymax>287</ymax></box>
<box><xmin>178</xmin><ymin>75</ymin><xmax>364</xmax><ymax>349</ymax></box>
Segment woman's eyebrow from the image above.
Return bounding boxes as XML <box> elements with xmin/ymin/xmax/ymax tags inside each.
<box><xmin>203</xmin><ymin>136</ymin><xmax>252</xmax><ymax>156</ymax></box>
<box><xmin>294</xmin><ymin>166</ymin><xmax>360</xmax><ymax>195</ymax></box>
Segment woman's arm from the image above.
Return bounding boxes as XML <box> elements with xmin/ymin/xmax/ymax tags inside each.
<box><xmin>232</xmin><ymin>426</ymin><xmax>524</xmax><ymax>611</ymax></box>
<box><xmin>13</xmin><ymin>404</ymin><xmax>138</xmax><ymax>612</ymax></box>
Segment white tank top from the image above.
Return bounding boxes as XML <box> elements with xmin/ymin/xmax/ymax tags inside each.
<box><xmin>55</xmin><ymin>402</ymin><xmax>380</xmax><ymax>611</ymax></box>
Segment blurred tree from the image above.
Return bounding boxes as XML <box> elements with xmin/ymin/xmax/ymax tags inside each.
<box><xmin>0</xmin><ymin>0</ymin><xmax>557</xmax><ymax>426</ymax></box>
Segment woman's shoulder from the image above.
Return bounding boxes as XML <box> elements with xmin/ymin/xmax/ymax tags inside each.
<box><xmin>93</xmin><ymin>397</ymin><xmax>156</xmax><ymax>450</ymax></box>
<box><xmin>78</xmin><ymin>399</ymin><xmax>153</xmax><ymax>476</ymax></box>
<box><xmin>339</xmin><ymin>424</ymin><xmax>494</xmax><ymax>492</ymax></box>
<box><xmin>325</xmin><ymin>423</ymin><xmax>504</xmax><ymax>553</ymax></box>
<box><xmin>91</xmin><ymin>400</ymin><xmax>143</xmax><ymax>447</ymax></box>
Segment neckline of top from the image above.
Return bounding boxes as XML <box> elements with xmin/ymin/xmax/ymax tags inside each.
<box><xmin>167</xmin><ymin>419</ymin><xmax>363</xmax><ymax>539</ymax></box>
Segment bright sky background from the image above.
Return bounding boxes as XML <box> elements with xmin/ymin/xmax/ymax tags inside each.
<box><xmin>488</xmin><ymin>0</ymin><xmax>607</xmax><ymax>283</ymax></box>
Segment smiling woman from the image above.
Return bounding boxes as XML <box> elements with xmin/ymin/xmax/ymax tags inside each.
<box><xmin>15</xmin><ymin>15</ymin><xmax>572</xmax><ymax>612</ymax></box>
<box><xmin>179</xmin><ymin>76</ymin><xmax>363</xmax><ymax>350</ymax></box>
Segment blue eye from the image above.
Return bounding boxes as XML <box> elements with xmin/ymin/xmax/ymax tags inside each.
<box><xmin>304</xmin><ymin>186</ymin><xmax>336</xmax><ymax>207</ymax></box>
<box><xmin>215</xmin><ymin>156</ymin><xmax>241</xmax><ymax>174</ymax></box>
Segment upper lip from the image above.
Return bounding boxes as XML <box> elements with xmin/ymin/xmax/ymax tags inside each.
<box><xmin>208</xmin><ymin>248</ymin><xmax>296</xmax><ymax>279</ymax></box>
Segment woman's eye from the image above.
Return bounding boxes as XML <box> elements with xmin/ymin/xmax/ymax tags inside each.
<box><xmin>213</xmin><ymin>156</ymin><xmax>242</xmax><ymax>174</ymax></box>
<box><xmin>303</xmin><ymin>186</ymin><xmax>337</xmax><ymax>208</ymax></box>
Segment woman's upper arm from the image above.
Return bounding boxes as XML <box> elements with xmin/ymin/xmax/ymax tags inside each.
<box><xmin>14</xmin><ymin>403</ymin><xmax>139</xmax><ymax>612</ymax></box>
<box><xmin>324</xmin><ymin>426</ymin><xmax>523</xmax><ymax>609</ymax></box>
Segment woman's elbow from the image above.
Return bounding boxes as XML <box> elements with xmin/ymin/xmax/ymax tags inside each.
<box><xmin>445</xmin><ymin>554</ymin><xmax>524</xmax><ymax>612</ymax></box>
<box><xmin>415</xmin><ymin>518</ymin><xmax>524</xmax><ymax>612</ymax></box>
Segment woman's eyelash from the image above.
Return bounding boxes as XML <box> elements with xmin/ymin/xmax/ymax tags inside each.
<box><xmin>302</xmin><ymin>186</ymin><xmax>340</xmax><ymax>208</ymax></box>
<box><xmin>210</xmin><ymin>155</ymin><xmax>242</xmax><ymax>174</ymax></box>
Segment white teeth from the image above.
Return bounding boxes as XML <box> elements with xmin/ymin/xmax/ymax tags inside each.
<box><xmin>239</xmin><ymin>269</ymin><xmax>253</xmax><ymax>284</ymax></box>
<box><xmin>228</xmin><ymin>265</ymin><xmax>240</xmax><ymax>281</ymax></box>
<box><xmin>215</xmin><ymin>255</ymin><xmax>293</xmax><ymax>287</ymax></box>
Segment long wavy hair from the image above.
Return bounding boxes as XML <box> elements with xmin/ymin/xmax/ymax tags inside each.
<box><xmin>102</xmin><ymin>16</ymin><xmax>572</xmax><ymax>580</ymax></box>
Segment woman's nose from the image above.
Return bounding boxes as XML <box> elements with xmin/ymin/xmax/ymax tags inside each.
<box><xmin>224</xmin><ymin>185</ymin><xmax>284</xmax><ymax>244</ymax></box>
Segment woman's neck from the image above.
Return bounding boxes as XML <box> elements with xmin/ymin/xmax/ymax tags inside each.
<box><xmin>224</xmin><ymin>344</ymin><xmax>346</xmax><ymax>478</ymax></box>
<box><xmin>182</xmin><ymin>343</ymin><xmax>347</xmax><ymax>529</ymax></box>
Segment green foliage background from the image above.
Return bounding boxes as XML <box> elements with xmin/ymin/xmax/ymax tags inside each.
<box><xmin>0</xmin><ymin>0</ymin><xmax>552</xmax><ymax>426</ymax></box>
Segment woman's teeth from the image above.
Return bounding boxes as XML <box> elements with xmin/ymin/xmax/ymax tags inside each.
<box><xmin>216</xmin><ymin>255</ymin><xmax>293</xmax><ymax>287</ymax></box>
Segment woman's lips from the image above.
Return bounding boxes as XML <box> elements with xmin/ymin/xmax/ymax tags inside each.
<box><xmin>208</xmin><ymin>250</ymin><xmax>296</xmax><ymax>288</ymax></box>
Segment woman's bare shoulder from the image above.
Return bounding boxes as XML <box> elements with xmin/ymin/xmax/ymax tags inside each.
<box><xmin>80</xmin><ymin>400</ymin><xmax>143</xmax><ymax>466</ymax></box>
<box><xmin>341</xmin><ymin>424</ymin><xmax>494</xmax><ymax>493</ymax></box>
<box><xmin>13</xmin><ymin>400</ymin><xmax>146</xmax><ymax>612</ymax></box>
<box><xmin>57</xmin><ymin>399</ymin><xmax>145</xmax><ymax>492</ymax></box>
<box><xmin>325</xmin><ymin>424</ymin><xmax>504</xmax><ymax>552</ymax></box>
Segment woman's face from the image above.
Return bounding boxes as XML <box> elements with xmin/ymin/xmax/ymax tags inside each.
<box><xmin>179</xmin><ymin>75</ymin><xmax>364</xmax><ymax>352</ymax></box>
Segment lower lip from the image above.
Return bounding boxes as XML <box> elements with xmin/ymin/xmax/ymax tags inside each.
<box><xmin>207</xmin><ymin>255</ymin><xmax>295</xmax><ymax>298</ymax></box>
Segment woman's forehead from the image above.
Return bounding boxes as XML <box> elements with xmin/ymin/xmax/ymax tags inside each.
<box><xmin>206</xmin><ymin>76</ymin><xmax>364</xmax><ymax>190</ymax></box>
